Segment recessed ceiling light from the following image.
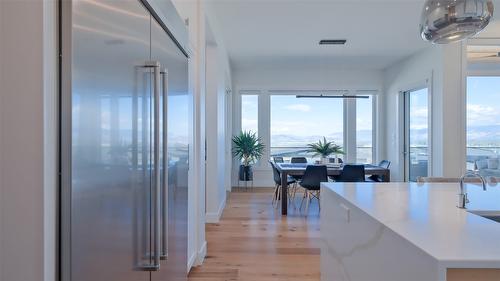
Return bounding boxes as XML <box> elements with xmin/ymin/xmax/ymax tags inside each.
<box><xmin>319</xmin><ymin>39</ymin><xmax>347</xmax><ymax>45</ymax></box>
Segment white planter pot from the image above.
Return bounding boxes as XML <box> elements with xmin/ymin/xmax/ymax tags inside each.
<box><xmin>321</xmin><ymin>157</ymin><xmax>329</xmax><ymax>164</ymax></box>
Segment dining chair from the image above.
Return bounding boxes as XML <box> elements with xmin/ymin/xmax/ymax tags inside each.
<box><xmin>270</xmin><ymin>161</ymin><xmax>296</xmax><ymax>206</ymax></box>
<box><xmin>290</xmin><ymin>157</ymin><xmax>307</xmax><ymax>182</ymax></box>
<box><xmin>299</xmin><ymin>165</ymin><xmax>328</xmax><ymax>214</ymax></box>
<box><xmin>291</xmin><ymin>157</ymin><xmax>308</xmax><ymax>163</ymax></box>
<box><xmin>367</xmin><ymin>160</ymin><xmax>391</xmax><ymax>182</ymax></box>
<box><xmin>337</xmin><ymin>165</ymin><xmax>366</xmax><ymax>182</ymax></box>
<box><xmin>273</xmin><ymin>156</ymin><xmax>284</xmax><ymax>163</ymax></box>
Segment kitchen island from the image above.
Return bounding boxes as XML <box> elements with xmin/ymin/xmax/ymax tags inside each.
<box><xmin>320</xmin><ymin>182</ymin><xmax>500</xmax><ymax>281</ymax></box>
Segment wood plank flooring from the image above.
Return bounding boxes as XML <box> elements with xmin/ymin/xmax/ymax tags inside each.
<box><xmin>188</xmin><ymin>187</ymin><xmax>321</xmax><ymax>281</ymax></box>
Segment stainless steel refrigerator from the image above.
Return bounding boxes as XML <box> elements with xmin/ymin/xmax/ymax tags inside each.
<box><xmin>60</xmin><ymin>0</ymin><xmax>190</xmax><ymax>280</ymax></box>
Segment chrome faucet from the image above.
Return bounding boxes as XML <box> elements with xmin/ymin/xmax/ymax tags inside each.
<box><xmin>458</xmin><ymin>170</ymin><xmax>487</xmax><ymax>209</ymax></box>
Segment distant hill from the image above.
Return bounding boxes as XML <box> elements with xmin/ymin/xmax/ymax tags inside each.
<box><xmin>467</xmin><ymin>125</ymin><xmax>500</xmax><ymax>146</ymax></box>
<box><xmin>270</xmin><ymin>125</ymin><xmax>500</xmax><ymax>148</ymax></box>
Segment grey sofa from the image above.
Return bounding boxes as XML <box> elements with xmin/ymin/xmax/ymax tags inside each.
<box><xmin>475</xmin><ymin>158</ymin><xmax>500</xmax><ymax>177</ymax></box>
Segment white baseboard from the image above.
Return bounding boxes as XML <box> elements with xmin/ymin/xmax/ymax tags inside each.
<box><xmin>205</xmin><ymin>196</ymin><xmax>226</xmax><ymax>223</ymax></box>
<box><xmin>188</xmin><ymin>240</ymin><xmax>207</xmax><ymax>272</ymax></box>
<box><xmin>187</xmin><ymin>250</ymin><xmax>197</xmax><ymax>272</ymax></box>
<box><xmin>196</xmin><ymin>240</ymin><xmax>207</xmax><ymax>265</ymax></box>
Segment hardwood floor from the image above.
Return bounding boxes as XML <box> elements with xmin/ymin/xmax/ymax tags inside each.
<box><xmin>188</xmin><ymin>187</ymin><xmax>321</xmax><ymax>281</ymax></box>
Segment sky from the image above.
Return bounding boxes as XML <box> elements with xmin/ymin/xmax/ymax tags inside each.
<box><xmin>242</xmin><ymin>77</ymin><xmax>500</xmax><ymax>151</ymax></box>
<box><xmin>409</xmin><ymin>88</ymin><xmax>429</xmax><ymax>146</ymax></box>
<box><xmin>466</xmin><ymin>76</ymin><xmax>500</xmax><ymax>148</ymax></box>
<box><xmin>467</xmin><ymin>77</ymin><xmax>500</xmax><ymax>128</ymax></box>
<box><xmin>241</xmin><ymin>94</ymin><xmax>374</xmax><ymax>147</ymax></box>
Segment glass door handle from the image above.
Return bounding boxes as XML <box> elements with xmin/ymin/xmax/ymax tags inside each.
<box><xmin>140</xmin><ymin>60</ymin><xmax>161</xmax><ymax>271</ymax></box>
<box><xmin>160</xmin><ymin>68</ymin><xmax>168</xmax><ymax>260</ymax></box>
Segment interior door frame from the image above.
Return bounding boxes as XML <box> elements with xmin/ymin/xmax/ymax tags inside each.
<box><xmin>399</xmin><ymin>79</ymin><xmax>433</xmax><ymax>182</ymax></box>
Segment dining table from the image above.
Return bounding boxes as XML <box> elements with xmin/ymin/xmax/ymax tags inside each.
<box><xmin>275</xmin><ymin>162</ymin><xmax>391</xmax><ymax>215</ymax></box>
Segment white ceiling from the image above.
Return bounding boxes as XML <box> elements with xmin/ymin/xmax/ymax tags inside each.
<box><xmin>207</xmin><ymin>0</ymin><xmax>500</xmax><ymax>70</ymax></box>
<box><xmin>207</xmin><ymin>0</ymin><xmax>432</xmax><ymax>70</ymax></box>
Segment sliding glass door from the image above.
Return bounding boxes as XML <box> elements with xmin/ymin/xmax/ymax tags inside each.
<box><xmin>403</xmin><ymin>88</ymin><xmax>429</xmax><ymax>182</ymax></box>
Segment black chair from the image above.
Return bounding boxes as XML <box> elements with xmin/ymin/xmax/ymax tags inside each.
<box><xmin>270</xmin><ymin>162</ymin><xmax>296</xmax><ymax>205</ymax></box>
<box><xmin>273</xmin><ymin>156</ymin><xmax>284</xmax><ymax>163</ymax></box>
<box><xmin>291</xmin><ymin>157</ymin><xmax>307</xmax><ymax>163</ymax></box>
<box><xmin>337</xmin><ymin>165</ymin><xmax>366</xmax><ymax>182</ymax></box>
<box><xmin>299</xmin><ymin>165</ymin><xmax>328</xmax><ymax>214</ymax></box>
<box><xmin>290</xmin><ymin>157</ymin><xmax>307</xmax><ymax>182</ymax></box>
<box><xmin>367</xmin><ymin>160</ymin><xmax>391</xmax><ymax>182</ymax></box>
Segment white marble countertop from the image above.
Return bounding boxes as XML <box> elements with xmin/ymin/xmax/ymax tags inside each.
<box><xmin>321</xmin><ymin>182</ymin><xmax>500</xmax><ymax>267</ymax></box>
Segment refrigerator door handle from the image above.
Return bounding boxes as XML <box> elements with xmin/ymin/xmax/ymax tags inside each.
<box><xmin>140</xmin><ymin>60</ymin><xmax>161</xmax><ymax>271</ymax></box>
<box><xmin>160</xmin><ymin>68</ymin><xmax>169</xmax><ymax>260</ymax></box>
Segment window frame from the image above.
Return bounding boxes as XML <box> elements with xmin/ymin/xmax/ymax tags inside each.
<box><xmin>397</xmin><ymin>78</ymin><xmax>433</xmax><ymax>182</ymax></box>
<box><xmin>237</xmin><ymin>90</ymin><xmax>378</xmax><ymax>166</ymax></box>
<box><xmin>355</xmin><ymin>93</ymin><xmax>377</xmax><ymax>164</ymax></box>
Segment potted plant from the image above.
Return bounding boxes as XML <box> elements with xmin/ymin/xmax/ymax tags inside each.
<box><xmin>232</xmin><ymin>131</ymin><xmax>265</xmax><ymax>181</ymax></box>
<box><xmin>307</xmin><ymin>137</ymin><xmax>344</xmax><ymax>164</ymax></box>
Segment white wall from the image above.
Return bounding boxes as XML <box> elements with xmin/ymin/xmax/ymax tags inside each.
<box><xmin>204</xmin><ymin>1</ymin><xmax>233</xmax><ymax>195</ymax></box>
<box><xmin>201</xmin><ymin>3</ymin><xmax>233</xmax><ymax>222</ymax></box>
<box><xmin>172</xmin><ymin>0</ymin><xmax>233</xmax><ymax>266</ymax></box>
<box><xmin>0</xmin><ymin>1</ymin><xmax>57</xmax><ymax>280</ymax></box>
<box><xmin>171</xmin><ymin>0</ymin><xmax>208</xmax><ymax>269</ymax></box>
<box><xmin>232</xmin><ymin>65</ymin><xmax>384</xmax><ymax>187</ymax></box>
<box><xmin>382</xmin><ymin>44</ymin><xmax>466</xmax><ymax>181</ymax></box>
<box><xmin>205</xmin><ymin>44</ymin><xmax>227</xmax><ymax>223</ymax></box>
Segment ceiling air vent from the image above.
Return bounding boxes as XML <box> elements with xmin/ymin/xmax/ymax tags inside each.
<box><xmin>319</xmin><ymin>39</ymin><xmax>347</xmax><ymax>45</ymax></box>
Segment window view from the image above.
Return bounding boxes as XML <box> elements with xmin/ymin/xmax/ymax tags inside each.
<box><xmin>356</xmin><ymin>96</ymin><xmax>373</xmax><ymax>163</ymax></box>
<box><xmin>241</xmin><ymin>95</ymin><xmax>259</xmax><ymax>134</ymax></box>
<box><xmin>270</xmin><ymin>95</ymin><xmax>343</xmax><ymax>161</ymax></box>
<box><xmin>467</xmin><ymin>77</ymin><xmax>500</xmax><ymax>176</ymax></box>
<box><xmin>405</xmin><ymin>88</ymin><xmax>429</xmax><ymax>182</ymax></box>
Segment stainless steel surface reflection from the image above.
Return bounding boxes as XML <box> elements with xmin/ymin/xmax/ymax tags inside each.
<box><xmin>64</xmin><ymin>0</ymin><xmax>189</xmax><ymax>280</ymax></box>
<box><xmin>151</xmin><ymin>11</ymin><xmax>189</xmax><ymax>281</ymax></box>
<box><xmin>420</xmin><ymin>0</ymin><xmax>494</xmax><ymax>44</ymax></box>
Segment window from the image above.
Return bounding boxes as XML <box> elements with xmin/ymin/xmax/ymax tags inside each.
<box><xmin>241</xmin><ymin>95</ymin><xmax>259</xmax><ymax>134</ymax></box>
<box><xmin>467</xmin><ymin>77</ymin><xmax>500</xmax><ymax>171</ymax></box>
<box><xmin>356</xmin><ymin>96</ymin><xmax>373</xmax><ymax>163</ymax></box>
<box><xmin>270</xmin><ymin>95</ymin><xmax>343</xmax><ymax>161</ymax></box>
<box><xmin>403</xmin><ymin>88</ymin><xmax>429</xmax><ymax>182</ymax></box>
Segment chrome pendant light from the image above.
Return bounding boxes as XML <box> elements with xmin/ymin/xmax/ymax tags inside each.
<box><xmin>420</xmin><ymin>0</ymin><xmax>494</xmax><ymax>44</ymax></box>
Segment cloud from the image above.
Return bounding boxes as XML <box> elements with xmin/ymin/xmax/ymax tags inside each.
<box><xmin>411</xmin><ymin>107</ymin><xmax>428</xmax><ymax>118</ymax></box>
<box><xmin>242</xmin><ymin>101</ymin><xmax>257</xmax><ymax>108</ymax></box>
<box><xmin>356</xmin><ymin>118</ymin><xmax>373</xmax><ymax>131</ymax></box>
<box><xmin>271</xmin><ymin>120</ymin><xmax>309</xmax><ymax>135</ymax></box>
<box><xmin>270</xmin><ymin>119</ymin><xmax>343</xmax><ymax>136</ymax></box>
<box><xmin>242</xmin><ymin>118</ymin><xmax>258</xmax><ymax>131</ymax></box>
<box><xmin>468</xmin><ymin>104</ymin><xmax>500</xmax><ymax>126</ymax></box>
<box><xmin>284</xmin><ymin>104</ymin><xmax>311</xmax><ymax>112</ymax></box>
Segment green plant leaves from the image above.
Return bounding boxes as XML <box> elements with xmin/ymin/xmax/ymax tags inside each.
<box><xmin>307</xmin><ymin>137</ymin><xmax>344</xmax><ymax>158</ymax></box>
<box><xmin>232</xmin><ymin>131</ymin><xmax>265</xmax><ymax>166</ymax></box>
